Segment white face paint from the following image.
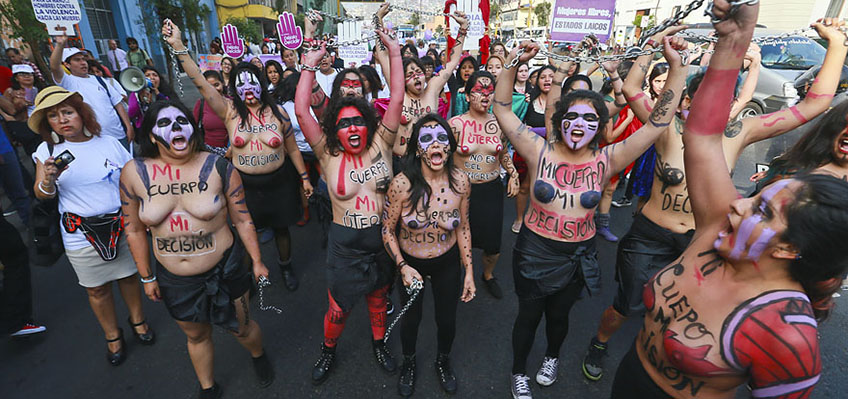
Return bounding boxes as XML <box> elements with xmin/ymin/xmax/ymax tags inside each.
<box><xmin>153</xmin><ymin>106</ymin><xmax>193</xmax><ymax>151</ymax></box>
<box><xmin>235</xmin><ymin>70</ymin><xmax>261</xmax><ymax>102</ymax></box>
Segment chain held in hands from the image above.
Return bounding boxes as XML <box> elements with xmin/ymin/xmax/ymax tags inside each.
<box><xmin>257</xmin><ymin>276</ymin><xmax>283</xmax><ymax>314</ymax></box>
<box><xmin>383</xmin><ymin>277</ymin><xmax>424</xmax><ymax>342</ymax></box>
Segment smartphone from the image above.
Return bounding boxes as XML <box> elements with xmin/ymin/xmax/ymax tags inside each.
<box><xmin>53</xmin><ymin>150</ymin><xmax>75</xmax><ymax>169</ymax></box>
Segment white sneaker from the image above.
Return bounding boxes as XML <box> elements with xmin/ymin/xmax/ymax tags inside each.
<box><xmin>535</xmin><ymin>356</ymin><xmax>559</xmax><ymax>386</ymax></box>
<box><xmin>511</xmin><ymin>374</ymin><xmax>532</xmax><ymax>399</ymax></box>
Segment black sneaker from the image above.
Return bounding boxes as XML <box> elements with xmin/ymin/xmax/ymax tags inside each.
<box><xmin>373</xmin><ymin>339</ymin><xmax>397</xmax><ymax>374</ymax></box>
<box><xmin>482</xmin><ymin>276</ymin><xmax>503</xmax><ymax>299</ymax></box>
<box><xmin>252</xmin><ymin>352</ymin><xmax>274</xmax><ymax>388</ymax></box>
<box><xmin>312</xmin><ymin>344</ymin><xmax>336</xmax><ymax>385</ymax></box>
<box><xmin>398</xmin><ymin>355</ymin><xmax>416</xmax><ymax>397</ymax></box>
<box><xmin>435</xmin><ymin>353</ymin><xmax>457</xmax><ymax>394</ymax></box>
<box><xmin>582</xmin><ymin>337</ymin><xmax>608</xmax><ymax>381</ymax></box>
<box><xmin>280</xmin><ymin>263</ymin><xmax>299</xmax><ymax>291</ymax></box>
<box><xmin>611</xmin><ymin>198</ymin><xmax>632</xmax><ymax>208</ymax></box>
<box><xmin>199</xmin><ymin>383</ymin><xmax>223</xmax><ymax>399</ymax></box>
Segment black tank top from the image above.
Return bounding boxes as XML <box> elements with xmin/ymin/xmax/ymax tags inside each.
<box><xmin>524</xmin><ymin>100</ymin><xmax>546</xmax><ymax>128</ymax></box>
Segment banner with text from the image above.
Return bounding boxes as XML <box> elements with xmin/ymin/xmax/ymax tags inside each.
<box><xmin>198</xmin><ymin>54</ymin><xmax>222</xmax><ymax>72</ymax></box>
<box><xmin>550</xmin><ymin>0</ymin><xmax>615</xmax><ymax>43</ymax></box>
<box><xmin>32</xmin><ymin>0</ymin><xmax>81</xmax><ymax>36</ymax></box>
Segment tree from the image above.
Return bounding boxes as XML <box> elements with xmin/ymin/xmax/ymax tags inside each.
<box><xmin>408</xmin><ymin>12</ymin><xmax>421</xmax><ymax>27</ymax></box>
<box><xmin>435</xmin><ymin>25</ymin><xmax>444</xmax><ymax>38</ymax></box>
<box><xmin>533</xmin><ymin>2</ymin><xmax>551</xmax><ymax>27</ymax></box>
<box><xmin>0</xmin><ymin>0</ymin><xmax>51</xmax><ymax>84</ymax></box>
<box><xmin>490</xmin><ymin>2</ymin><xmax>501</xmax><ymax>23</ymax></box>
<box><xmin>223</xmin><ymin>17</ymin><xmax>263</xmax><ymax>45</ymax></box>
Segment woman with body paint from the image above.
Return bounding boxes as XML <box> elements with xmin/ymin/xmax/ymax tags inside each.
<box><xmin>494</xmin><ymin>36</ymin><xmax>689</xmax><ymax>399</ymax></box>
<box><xmin>382</xmin><ymin>113</ymin><xmax>475</xmax><ymax>396</ymax></box>
<box><xmin>121</xmin><ymin>100</ymin><xmax>272</xmax><ymax>396</ymax></box>
<box><xmin>294</xmin><ymin>27</ymin><xmax>404</xmax><ymax>385</ymax></box>
<box><xmin>163</xmin><ymin>20</ymin><xmax>312</xmax><ymax>292</ymax></box>
<box><xmin>609</xmin><ymin>2</ymin><xmax>848</xmax><ymax>397</ymax></box>
<box><xmin>582</xmin><ymin>16</ymin><xmax>848</xmax><ymax>383</ymax></box>
<box><xmin>450</xmin><ymin>70</ymin><xmax>519</xmax><ymax>299</ymax></box>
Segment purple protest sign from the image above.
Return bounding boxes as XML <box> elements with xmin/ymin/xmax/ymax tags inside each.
<box><xmin>277</xmin><ymin>12</ymin><xmax>303</xmax><ymax>49</ymax></box>
<box><xmin>550</xmin><ymin>0</ymin><xmax>616</xmax><ymax>43</ymax></box>
<box><xmin>221</xmin><ymin>24</ymin><xmax>245</xmax><ymax>58</ymax></box>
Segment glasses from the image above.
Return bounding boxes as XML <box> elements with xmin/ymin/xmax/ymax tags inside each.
<box><xmin>563</xmin><ymin>112</ymin><xmax>599</xmax><ymax>122</ymax></box>
<box><xmin>337</xmin><ymin>116</ymin><xmax>366</xmax><ymax>129</ymax></box>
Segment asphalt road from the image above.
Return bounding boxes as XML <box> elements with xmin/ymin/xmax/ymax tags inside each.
<box><xmin>2</xmin><ymin>184</ymin><xmax>847</xmax><ymax>399</ymax></box>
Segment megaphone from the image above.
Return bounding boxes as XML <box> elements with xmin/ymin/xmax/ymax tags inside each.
<box><xmin>119</xmin><ymin>66</ymin><xmax>152</xmax><ymax>92</ymax></box>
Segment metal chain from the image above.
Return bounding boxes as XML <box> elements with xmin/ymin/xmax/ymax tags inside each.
<box><xmin>388</xmin><ymin>4</ymin><xmax>450</xmax><ymax>17</ymax></box>
<box><xmin>505</xmin><ymin>45</ymin><xmax>665</xmax><ymax>70</ymax></box>
<box><xmin>383</xmin><ymin>277</ymin><xmax>424</xmax><ymax>342</ymax></box>
<box><xmin>639</xmin><ymin>0</ymin><xmax>706</xmax><ymax>46</ymax></box>
<box><xmin>257</xmin><ymin>276</ymin><xmax>282</xmax><ymax>314</ymax></box>
<box><xmin>308</xmin><ymin>9</ymin><xmax>364</xmax><ymax>22</ymax></box>
<box><xmin>705</xmin><ymin>0</ymin><xmax>760</xmax><ymax>24</ymax></box>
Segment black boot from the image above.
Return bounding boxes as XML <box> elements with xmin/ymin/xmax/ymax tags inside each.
<box><xmin>398</xmin><ymin>354</ymin><xmax>416</xmax><ymax>397</ymax></box>
<box><xmin>435</xmin><ymin>353</ymin><xmax>457</xmax><ymax>394</ymax></box>
<box><xmin>373</xmin><ymin>339</ymin><xmax>397</xmax><ymax>374</ymax></box>
<box><xmin>198</xmin><ymin>383</ymin><xmax>222</xmax><ymax>399</ymax></box>
<box><xmin>252</xmin><ymin>351</ymin><xmax>274</xmax><ymax>388</ymax></box>
<box><xmin>312</xmin><ymin>344</ymin><xmax>336</xmax><ymax>385</ymax></box>
<box><xmin>279</xmin><ymin>261</ymin><xmax>299</xmax><ymax>291</ymax></box>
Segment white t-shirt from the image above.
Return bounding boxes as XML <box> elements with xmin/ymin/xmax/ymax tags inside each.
<box><xmin>283</xmin><ymin>101</ymin><xmax>315</xmax><ymax>154</ymax></box>
<box><xmin>315</xmin><ymin>69</ymin><xmax>337</xmax><ymax>97</ymax></box>
<box><xmin>33</xmin><ymin>135</ymin><xmax>132</xmax><ymax>250</ymax></box>
<box><xmin>376</xmin><ymin>67</ymin><xmax>390</xmax><ymax>99</ymax></box>
<box><xmin>59</xmin><ymin>73</ymin><xmax>126</xmax><ymax>140</ymax></box>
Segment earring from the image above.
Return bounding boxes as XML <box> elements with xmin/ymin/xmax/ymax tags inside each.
<box><xmin>50</xmin><ymin>131</ymin><xmax>60</xmax><ymax>144</ymax></box>
<box><xmin>83</xmin><ymin>128</ymin><xmax>92</xmax><ymax>137</ymax></box>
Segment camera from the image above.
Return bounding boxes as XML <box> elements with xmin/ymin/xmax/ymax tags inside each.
<box><xmin>53</xmin><ymin>150</ymin><xmax>75</xmax><ymax>169</ymax></box>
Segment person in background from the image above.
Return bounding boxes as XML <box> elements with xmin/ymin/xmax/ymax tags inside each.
<box><xmin>220</xmin><ymin>57</ymin><xmax>235</xmax><ymax>95</ymax></box>
<box><xmin>30</xmin><ymin>86</ymin><xmax>154</xmax><ymax>366</ymax></box>
<box><xmin>278</xmin><ymin>72</ymin><xmax>318</xmax><ymax>228</ymax></box>
<box><xmin>193</xmin><ymin>70</ymin><xmax>229</xmax><ymax>157</ymax></box>
<box><xmin>282</xmin><ymin>48</ymin><xmax>299</xmax><ymax>71</ymax></box>
<box><xmin>87</xmin><ymin>60</ymin><xmax>126</xmax><ymax>103</ymax></box>
<box><xmin>249</xmin><ymin>56</ymin><xmax>265</xmax><ymax>76</ymax></box>
<box><xmin>265</xmin><ymin>60</ymin><xmax>283</xmax><ymax>91</ymax></box>
<box><xmin>0</xmin><ymin>202</ymin><xmax>46</xmax><ymax>338</ymax></box>
<box><xmin>127</xmin><ymin>66</ymin><xmax>173</xmax><ymax>130</ymax></box>
<box><xmin>0</xmin><ymin>93</ymin><xmax>32</xmax><ymax>225</ymax></box>
<box><xmin>357</xmin><ymin>64</ymin><xmax>384</xmax><ymax>101</ymax></box>
<box><xmin>485</xmin><ymin>55</ymin><xmax>505</xmax><ymax>81</ymax></box>
<box><xmin>4</xmin><ymin>64</ymin><xmax>44</xmax><ymax>157</ymax></box>
<box><xmin>126</xmin><ymin>37</ymin><xmax>153</xmax><ymax>68</ymax></box>
<box><xmin>209</xmin><ymin>38</ymin><xmax>223</xmax><ymax>55</ymax></box>
<box><xmin>5</xmin><ymin>48</ymin><xmax>45</xmax><ymax>83</ymax></box>
<box><xmin>490</xmin><ymin>41</ymin><xmax>507</xmax><ymax>59</ymax></box>
<box><xmin>106</xmin><ymin>39</ymin><xmax>129</xmax><ymax>73</ymax></box>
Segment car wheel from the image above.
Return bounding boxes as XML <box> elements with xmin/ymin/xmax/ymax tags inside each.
<box><xmin>737</xmin><ymin>102</ymin><xmax>763</xmax><ymax>120</ymax></box>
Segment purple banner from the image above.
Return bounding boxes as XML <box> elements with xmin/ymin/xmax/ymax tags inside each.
<box><xmin>550</xmin><ymin>0</ymin><xmax>615</xmax><ymax>43</ymax></box>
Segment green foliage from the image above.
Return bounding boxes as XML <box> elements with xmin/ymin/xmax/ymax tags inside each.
<box><xmin>490</xmin><ymin>2</ymin><xmax>501</xmax><ymax>22</ymax></box>
<box><xmin>224</xmin><ymin>17</ymin><xmax>262</xmax><ymax>44</ymax></box>
<box><xmin>533</xmin><ymin>2</ymin><xmax>551</xmax><ymax>26</ymax></box>
<box><xmin>409</xmin><ymin>12</ymin><xmax>421</xmax><ymax>26</ymax></box>
<box><xmin>0</xmin><ymin>0</ymin><xmax>50</xmax><ymax>82</ymax></box>
<box><xmin>435</xmin><ymin>25</ymin><xmax>444</xmax><ymax>37</ymax></box>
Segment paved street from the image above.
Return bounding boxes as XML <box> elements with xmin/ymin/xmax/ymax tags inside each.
<box><xmin>2</xmin><ymin>182</ymin><xmax>847</xmax><ymax>399</ymax></box>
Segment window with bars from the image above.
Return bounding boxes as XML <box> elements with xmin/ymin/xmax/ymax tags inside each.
<box><xmin>83</xmin><ymin>0</ymin><xmax>120</xmax><ymax>58</ymax></box>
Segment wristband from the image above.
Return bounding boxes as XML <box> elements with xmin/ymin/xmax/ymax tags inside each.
<box><xmin>140</xmin><ymin>275</ymin><xmax>157</xmax><ymax>284</ymax></box>
<box><xmin>398</xmin><ymin>260</ymin><xmax>409</xmax><ymax>269</ymax></box>
<box><xmin>301</xmin><ymin>64</ymin><xmax>320</xmax><ymax>72</ymax></box>
<box><xmin>300</xmin><ymin>171</ymin><xmax>309</xmax><ymax>180</ymax></box>
<box><xmin>38</xmin><ymin>181</ymin><xmax>56</xmax><ymax>196</ymax></box>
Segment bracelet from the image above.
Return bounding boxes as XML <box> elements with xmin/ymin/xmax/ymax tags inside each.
<box><xmin>169</xmin><ymin>47</ymin><xmax>189</xmax><ymax>56</ymax></box>
<box><xmin>38</xmin><ymin>181</ymin><xmax>56</xmax><ymax>196</ymax></box>
<box><xmin>610</xmin><ymin>76</ymin><xmax>621</xmax><ymax>82</ymax></box>
<box><xmin>457</xmin><ymin>28</ymin><xmax>468</xmax><ymax>37</ymax></box>
<box><xmin>301</xmin><ymin>64</ymin><xmax>320</xmax><ymax>72</ymax></box>
<box><xmin>300</xmin><ymin>171</ymin><xmax>309</xmax><ymax>180</ymax></box>
<box><xmin>644</xmin><ymin>39</ymin><xmax>659</xmax><ymax>49</ymax></box>
<box><xmin>140</xmin><ymin>275</ymin><xmax>157</xmax><ymax>284</ymax></box>
<box><xmin>398</xmin><ymin>260</ymin><xmax>409</xmax><ymax>269</ymax></box>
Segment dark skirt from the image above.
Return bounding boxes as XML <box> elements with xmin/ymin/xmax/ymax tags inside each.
<box><xmin>630</xmin><ymin>145</ymin><xmax>657</xmax><ymax>198</ymax></box>
<box><xmin>326</xmin><ymin>223</ymin><xmax>394</xmax><ymax>312</ymax></box>
<box><xmin>512</xmin><ymin>228</ymin><xmax>599</xmax><ymax>300</ymax></box>
<box><xmin>239</xmin><ymin>159</ymin><xmax>302</xmax><ymax>230</ymax></box>
<box><xmin>469</xmin><ymin>177</ymin><xmax>504</xmax><ymax>254</ymax></box>
<box><xmin>157</xmin><ymin>237</ymin><xmax>250</xmax><ymax>332</ymax></box>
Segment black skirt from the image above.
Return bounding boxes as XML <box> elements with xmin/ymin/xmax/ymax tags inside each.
<box><xmin>157</xmin><ymin>237</ymin><xmax>250</xmax><ymax>332</ymax></box>
<box><xmin>469</xmin><ymin>177</ymin><xmax>504</xmax><ymax>254</ymax></box>
<box><xmin>326</xmin><ymin>223</ymin><xmax>394</xmax><ymax>312</ymax></box>
<box><xmin>512</xmin><ymin>228</ymin><xmax>599</xmax><ymax>300</ymax></box>
<box><xmin>239</xmin><ymin>158</ymin><xmax>302</xmax><ymax>230</ymax></box>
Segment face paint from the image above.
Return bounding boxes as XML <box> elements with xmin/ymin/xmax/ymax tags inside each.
<box><xmin>560</xmin><ymin>103</ymin><xmax>599</xmax><ymax>150</ymax></box>
<box><xmin>336</xmin><ymin>106</ymin><xmax>367</xmax><ymax>154</ymax></box>
<box><xmin>235</xmin><ymin>70</ymin><xmax>261</xmax><ymax>102</ymax></box>
<box><xmin>152</xmin><ymin>106</ymin><xmax>194</xmax><ymax>151</ymax></box>
<box><xmin>469</xmin><ymin>79</ymin><xmax>494</xmax><ymax>97</ymax></box>
<box><xmin>418</xmin><ymin>125</ymin><xmax>450</xmax><ymax>152</ymax></box>
<box><xmin>340</xmin><ymin>79</ymin><xmax>363</xmax><ymax>96</ymax></box>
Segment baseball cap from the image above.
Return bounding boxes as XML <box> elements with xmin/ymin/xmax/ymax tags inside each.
<box><xmin>12</xmin><ymin>64</ymin><xmax>34</xmax><ymax>74</ymax></box>
<box><xmin>62</xmin><ymin>47</ymin><xmax>83</xmax><ymax>62</ymax></box>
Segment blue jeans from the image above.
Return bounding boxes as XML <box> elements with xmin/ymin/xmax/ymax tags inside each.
<box><xmin>0</xmin><ymin>150</ymin><xmax>32</xmax><ymax>225</ymax></box>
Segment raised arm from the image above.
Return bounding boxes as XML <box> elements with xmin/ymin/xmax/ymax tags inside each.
<box><xmin>605</xmin><ymin>107</ymin><xmax>634</xmax><ymax>143</ymax></box>
<box><xmin>605</xmin><ymin>36</ymin><xmax>688</xmax><ymax>176</ymax></box>
<box><xmin>683</xmin><ymin>0</ymin><xmax>759</xmax><ymax>229</ymax></box>
<box><xmin>728</xmin><ymin>43</ymin><xmax>760</xmax><ymax>120</ymax></box>
<box><xmin>622</xmin><ymin>25</ymin><xmax>687</xmax><ymax>123</ymax></box>
<box><xmin>602</xmin><ymin>60</ymin><xmax>628</xmax><ymax>116</ymax></box>
<box><xmin>49</xmin><ymin>33</ymin><xmax>69</xmax><ymax>83</ymax></box>
<box><xmin>739</xmin><ymin>19</ymin><xmax>848</xmax><ymax>144</ymax></box>
<box><xmin>302</xmin><ymin>12</ymin><xmax>330</xmax><ymax>119</ymax></box>
<box><xmin>428</xmin><ymin>12</ymin><xmax>470</xmax><ymax>92</ymax></box>
<box><xmin>161</xmin><ymin>19</ymin><xmax>228</xmax><ymax>120</ymax></box>
<box><xmin>372</xmin><ymin>4</ymin><xmax>392</xmax><ymax>84</ymax></box>
<box><xmin>375</xmin><ymin>28</ymin><xmax>404</xmax><ymax>146</ymax></box>
<box><xmin>295</xmin><ymin>43</ymin><xmax>328</xmax><ymax>152</ymax></box>
<box><xmin>493</xmin><ymin>41</ymin><xmax>545</xmax><ymax>160</ymax></box>
<box><xmin>545</xmin><ymin>58</ymin><xmax>574</xmax><ymax>136</ymax></box>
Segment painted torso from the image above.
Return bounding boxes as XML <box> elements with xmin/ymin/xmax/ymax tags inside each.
<box><xmin>393</xmin><ymin>91</ymin><xmax>438</xmax><ymax>156</ymax></box>
<box><xmin>226</xmin><ymin>103</ymin><xmax>289</xmax><ymax>175</ymax></box>
<box><xmin>450</xmin><ymin>113</ymin><xmax>503</xmax><ymax>184</ymax></box>
<box><xmin>396</xmin><ymin>173</ymin><xmax>464</xmax><ymax>259</ymax></box>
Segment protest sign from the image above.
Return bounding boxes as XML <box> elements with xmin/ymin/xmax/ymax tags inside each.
<box><xmin>32</xmin><ymin>0</ymin><xmax>81</xmax><ymax>36</ymax></box>
<box><xmin>550</xmin><ymin>0</ymin><xmax>615</xmax><ymax>43</ymax></box>
<box><xmin>336</xmin><ymin>21</ymin><xmax>369</xmax><ymax>66</ymax></box>
<box><xmin>198</xmin><ymin>54</ymin><xmax>223</xmax><ymax>71</ymax></box>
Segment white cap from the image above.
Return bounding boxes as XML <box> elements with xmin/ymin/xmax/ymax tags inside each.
<box><xmin>62</xmin><ymin>47</ymin><xmax>83</xmax><ymax>62</ymax></box>
<box><xmin>11</xmin><ymin>64</ymin><xmax>34</xmax><ymax>74</ymax></box>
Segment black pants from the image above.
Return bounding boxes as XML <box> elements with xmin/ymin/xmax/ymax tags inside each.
<box><xmin>610</xmin><ymin>342</ymin><xmax>672</xmax><ymax>399</ymax></box>
<box><xmin>400</xmin><ymin>245</ymin><xmax>461</xmax><ymax>356</ymax></box>
<box><xmin>0</xmin><ymin>210</ymin><xmax>34</xmax><ymax>333</ymax></box>
<box><xmin>511</xmin><ymin>277</ymin><xmax>583</xmax><ymax>374</ymax></box>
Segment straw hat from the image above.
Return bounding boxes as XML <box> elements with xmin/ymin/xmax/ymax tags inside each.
<box><xmin>27</xmin><ymin>86</ymin><xmax>83</xmax><ymax>133</ymax></box>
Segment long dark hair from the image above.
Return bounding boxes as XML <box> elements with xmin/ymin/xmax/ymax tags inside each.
<box><xmin>138</xmin><ymin>100</ymin><xmax>204</xmax><ymax>158</ymax></box>
<box><xmin>781</xmin><ymin>173</ymin><xmax>848</xmax><ymax>320</ymax></box>
<box><xmin>765</xmin><ymin>100</ymin><xmax>848</xmax><ymax>181</ymax></box>
<box><xmin>401</xmin><ymin>113</ymin><xmax>461</xmax><ymax>216</ymax></box>
<box><xmin>141</xmin><ymin>66</ymin><xmax>175</xmax><ymax>99</ymax></box>
<box><xmin>513</xmin><ymin>61</ymin><xmax>531</xmax><ymax>93</ymax></box>
<box><xmin>464</xmin><ymin>70</ymin><xmax>495</xmax><ymax>94</ymax></box>
<box><xmin>550</xmin><ymin>89</ymin><xmax>610</xmax><ymax>148</ymax></box>
<box><xmin>358</xmin><ymin>64</ymin><xmax>383</xmax><ymax>99</ymax></box>
<box><xmin>455</xmin><ymin>57</ymin><xmax>479</xmax><ymax>85</ymax></box>
<box><xmin>278</xmin><ymin>71</ymin><xmax>299</xmax><ymax>103</ymax></box>
<box><xmin>529</xmin><ymin>65</ymin><xmax>556</xmax><ymax>102</ymax></box>
<box><xmin>330</xmin><ymin>68</ymin><xmax>364</xmax><ymax>102</ymax></box>
<box><xmin>401</xmin><ymin>43</ymin><xmax>418</xmax><ymax>59</ymax></box>
<box><xmin>228</xmin><ymin>62</ymin><xmax>285</xmax><ymax>130</ymax></box>
<box><xmin>265</xmin><ymin>59</ymin><xmax>285</xmax><ymax>103</ymax></box>
<box><xmin>563</xmin><ymin>74</ymin><xmax>593</xmax><ymax>93</ymax></box>
<box><xmin>321</xmin><ymin>95</ymin><xmax>378</xmax><ymax>156</ymax></box>
<box><xmin>426</xmin><ymin>48</ymin><xmax>440</xmax><ymax>66</ymax></box>
<box><xmin>647</xmin><ymin>63</ymin><xmax>669</xmax><ymax>99</ymax></box>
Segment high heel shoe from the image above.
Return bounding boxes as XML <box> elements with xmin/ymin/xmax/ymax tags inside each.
<box><xmin>128</xmin><ymin>317</ymin><xmax>156</xmax><ymax>345</ymax></box>
<box><xmin>106</xmin><ymin>328</ymin><xmax>127</xmax><ymax>366</ymax></box>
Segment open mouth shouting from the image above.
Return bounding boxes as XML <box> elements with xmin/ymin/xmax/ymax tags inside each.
<box><xmin>838</xmin><ymin>132</ymin><xmax>848</xmax><ymax>156</ymax></box>
<box><xmin>418</xmin><ymin>124</ymin><xmax>451</xmax><ymax>169</ymax></box>
<box><xmin>153</xmin><ymin>106</ymin><xmax>194</xmax><ymax>152</ymax></box>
